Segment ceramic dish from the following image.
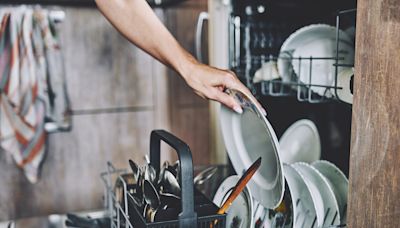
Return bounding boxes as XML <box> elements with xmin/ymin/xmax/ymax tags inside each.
<box><xmin>284</xmin><ymin>164</ymin><xmax>317</xmax><ymax>228</ymax></box>
<box><xmin>336</xmin><ymin>68</ymin><xmax>354</xmax><ymax>104</ymax></box>
<box><xmin>292</xmin><ymin>162</ymin><xmax>340</xmax><ymax>227</ymax></box>
<box><xmin>219</xmin><ymin>89</ymin><xmax>284</xmax><ymax>209</ymax></box>
<box><xmin>279</xmin><ymin>119</ymin><xmax>321</xmax><ymax>164</ymax></box>
<box><xmin>261</xmin><ymin>184</ymin><xmax>294</xmax><ymax>228</ymax></box>
<box><xmin>312</xmin><ymin>160</ymin><xmax>348</xmax><ymax>224</ymax></box>
<box><xmin>278</xmin><ymin>24</ymin><xmax>354</xmax><ymax>96</ymax></box>
<box><xmin>213</xmin><ymin>175</ymin><xmax>254</xmax><ymax>228</ymax></box>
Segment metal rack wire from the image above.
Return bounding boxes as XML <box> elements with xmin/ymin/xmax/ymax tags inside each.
<box><xmin>230</xmin><ymin>9</ymin><xmax>356</xmax><ymax>104</ymax></box>
<box><xmin>100</xmin><ymin>162</ymin><xmax>134</xmax><ymax>228</ymax></box>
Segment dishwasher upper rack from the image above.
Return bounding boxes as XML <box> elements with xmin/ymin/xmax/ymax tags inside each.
<box><xmin>229</xmin><ymin>9</ymin><xmax>356</xmax><ymax>104</ymax></box>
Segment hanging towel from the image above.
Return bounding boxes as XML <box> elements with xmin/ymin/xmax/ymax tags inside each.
<box><xmin>0</xmin><ymin>9</ymin><xmax>47</xmax><ymax>183</ymax></box>
<box><xmin>0</xmin><ymin>7</ymin><xmax>71</xmax><ymax>183</ymax></box>
<box><xmin>36</xmin><ymin>10</ymin><xmax>71</xmax><ymax>130</ymax></box>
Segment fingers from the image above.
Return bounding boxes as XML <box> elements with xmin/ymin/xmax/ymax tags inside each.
<box><xmin>208</xmin><ymin>88</ymin><xmax>243</xmax><ymax>114</ymax></box>
<box><xmin>220</xmin><ymin>72</ymin><xmax>268</xmax><ymax>116</ymax></box>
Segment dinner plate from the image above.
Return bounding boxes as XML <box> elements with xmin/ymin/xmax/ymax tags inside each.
<box><xmin>213</xmin><ymin>175</ymin><xmax>254</xmax><ymax>228</ymax></box>
<box><xmin>279</xmin><ymin>119</ymin><xmax>321</xmax><ymax>164</ymax></box>
<box><xmin>336</xmin><ymin>68</ymin><xmax>354</xmax><ymax>104</ymax></box>
<box><xmin>283</xmin><ymin>164</ymin><xmax>317</xmax><ymax>228</ymax></box>
<box><xmin>312</xmin><ymin>160</ymin><xmax>348</xmax><ymax>224</ymax></box>
<box><xmin>292</xmin><ymin>162</ymin><xmax>340</xmax><ymax>227</ymax></box>
<box><xmin>219</xmin><ymin>89</ymin><xmax>284</xmax><ymax>209</ymax></box>
<box><xmin>278</xmin><ymin>24</ymin><xmax>354</xmax><ymax>96</ymax></box>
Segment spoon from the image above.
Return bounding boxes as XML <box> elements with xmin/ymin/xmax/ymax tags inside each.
<box><xmin>163</xmin><ymin>169</ymin><xmax>181</xmax><ymax>196</ymax></box>
<box><xmin>194</xmin><ymin>166</ymin><xmax>218</xmax><ymax>185</ymax></box>
<box><xmin>128</xmin><ymin>159</ymin><xmax>140</xmax><ymax>181</ymax></box>
<box><xmin>218</xmin><ymin>157</ymin><xmax>261</xmax><ymax>214</ymax></box>
<box><xmin>143</xmin><ymin>180</ymin><xmax>161</xmax><ymax>210</ymax></box>
<box><xmin>158</xmin><ymin>161</ymin><xmax>170</xmax><ymax>186</ymax></box>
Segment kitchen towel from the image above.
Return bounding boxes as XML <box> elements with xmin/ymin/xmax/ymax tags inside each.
<box><xmin>0</xmin><ymin>7</ymin><xmax>70</xmax><ymax>183</ymax></box>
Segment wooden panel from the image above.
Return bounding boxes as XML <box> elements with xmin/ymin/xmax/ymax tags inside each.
<box><xmin>0</xmin><ymin>7</ymin><xmax>168</xmax><ymax>221</ymax></box>
<box><xmin>164</xmin><ymin>5</ymin><xmax>211</xmax><ymax>165</ymax></box>
<box><xmin>59</xmin><ymin>8</ymin><xmax>155</xmax><ymax>110</ymax></box>
<box><xmin>347</xmin><ymin>0</ymin><xmax>400</xmax><ymax>227</ymax></box>
<box><xmin>0</xmin><ymin>2</ymin><xmax>209</xmax><ymax>221</ymax></box>
<box><xmin>0</xmin><ymin>112</ymin><xmax>155</xmax><ymax>220</ymax></box>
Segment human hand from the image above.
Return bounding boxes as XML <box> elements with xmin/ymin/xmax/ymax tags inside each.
<box><xmin>181</xmin><ymin>60</ymin><xmax>266</xmax><ymax>115</ymax></box>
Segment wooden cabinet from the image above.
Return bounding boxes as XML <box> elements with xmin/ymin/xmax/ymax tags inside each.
<box><xmin>347</xmin><ymin>0</ymin><xmax>400</xmax><ymax>227</ymax></box>
<box><xmin>0</xmin><ymin>1</ymin><xmax>209</xmax><ymax>221</ymax></box>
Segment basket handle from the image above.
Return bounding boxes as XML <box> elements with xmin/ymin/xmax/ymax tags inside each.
<box><xmin>150</xmin><ymin>130</ymin><xmax>198</xmax><ymax>228</ymax></box>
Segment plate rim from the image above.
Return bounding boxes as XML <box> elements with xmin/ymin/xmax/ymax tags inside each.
<box><xmin>291</xmin><ymin>162</ymin><xmax>341</xmax><ymax>227</ymax></box>
<box><xmin>279</xmin><ymin>119</ymin><xmax>321</xmax><ymax>164</ymax></box>
<box><xmin>212</xmin><ymin>175</ymin><xmax>254</xmax><ymax>227</ymax></box>
<box><xmin>219</xmin><ymin>90</ymin><xmax>285</xmax><ymax>209</ymax></box>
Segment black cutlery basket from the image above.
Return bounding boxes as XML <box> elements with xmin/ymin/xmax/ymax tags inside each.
<box><xmin>129</xmin><ymin>130</ymin><xmax>226</xmax><ymax>228</ymax></box>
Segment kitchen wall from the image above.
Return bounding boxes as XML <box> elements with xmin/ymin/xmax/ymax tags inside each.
<box><xmin>0</xmin><ymin>0</ymin><xmax>209</xmax><ymax>221</ymax></box>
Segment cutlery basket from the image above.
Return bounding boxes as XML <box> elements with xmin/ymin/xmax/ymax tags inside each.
<box><xmin>102</xmin><ymin>130</ymin><xmax>226</xmax><ymax>228</ymax></box>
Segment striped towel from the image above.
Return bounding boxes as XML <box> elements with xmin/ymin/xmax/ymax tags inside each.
<box><xmin>0</xmin><ymin>8</ymin><xmax>47</xmax><ymax>183</ymax></box>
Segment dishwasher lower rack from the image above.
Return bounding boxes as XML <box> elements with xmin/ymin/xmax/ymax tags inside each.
<box><xmin>100</xmin><ymin>163</ymin><xmax>225</xmax><ymax>228</ymax></box>
<box><xmin>100</xmin><ymin>130</ymin><xmax>226</xmax><ymax>228</ymax></box>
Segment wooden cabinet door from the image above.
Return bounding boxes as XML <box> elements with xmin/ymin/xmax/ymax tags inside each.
<box><xmin>348</xmin><ymin>0</ymin><xmax>400</xmax><ymax>227</ymax></box>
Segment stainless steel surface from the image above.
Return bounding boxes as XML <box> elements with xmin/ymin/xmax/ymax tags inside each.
<box><xmin>195</xmin><ymin>11</ymin><xmax>209</xmax><ymax>62</ymax></box>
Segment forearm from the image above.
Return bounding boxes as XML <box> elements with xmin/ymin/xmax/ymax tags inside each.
<box><xmin>95</xmin><ymin>0</ymin><xmax>195</xmax><ymax>78</ymax></box>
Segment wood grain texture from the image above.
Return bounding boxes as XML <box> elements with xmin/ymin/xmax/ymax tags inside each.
<box><xmin>164</xmin><ymin>5</ymin><xmax>211</xmax><ymax>165</ymax></box>
<box><xmin>0</xmin><ymin>2</ymin><xmax>210</xmax><ymax>221</ymax></box>
<box><xmin>347</xmin><ymin>0</ymin><xmax>400</xmax><ymax>227</ymax></box>
<box><xmin>59</xmin><ymin>8</ymin><xmax>155</xmax><ymax>110</ymax></box>
<box><xmin>0</xmin><ymin>112</ymin><xmax>155</xmax><ymax>220</ymax></box>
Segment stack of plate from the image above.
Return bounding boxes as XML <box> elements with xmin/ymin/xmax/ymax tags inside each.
<box><xmin>219</xmin><ymin>89</ymin><xmax>348</xmax><ymax>227</ymax></box>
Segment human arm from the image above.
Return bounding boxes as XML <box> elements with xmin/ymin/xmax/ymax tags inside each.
<box><xmin>95</xmin><ymin>0</ymin><xmax>265</xmax><ymax>114</ymax></box>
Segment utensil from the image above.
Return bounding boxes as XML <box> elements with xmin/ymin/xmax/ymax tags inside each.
<box><xmin>158</xmin><ymin>161</ymin><xmax>170</xmax><ymax>185</ymax></box>
<box><xmin>312</xmin><ymin>160</ymin><xmax>348</xmax><ymax>224</ymax></box>
<box><xmin>163</xmin><ymin>169</ymin><xmax>181</xmax><ymax>196</ymax></box>
<box><xmin>220</xmin><ymin>88</ymin><xmax>284</xmax><ymax>208</ymax></box>
<box><xmin>292</xmin><ymin>162</ymin><xmax>340</xmax><ymax>227</ymax></box>
<box><xmin>143</xmin><ymin>180</ymin><xmax>161</xmax><ymax>210</ymax></box>
<box><xmin>213</xmin><ymin>175</ymin><xmax>254</xmax><ymax>228</ymax></box>
<box><xmin>194</xmin><ymin>166</ymin><xmax>218</xmax><ymax>185</ymax></box>
<box><xmin>129</xmin><ymin>159</ymin><xmax>140</xmax><ymax>181</ymax></box>
<box><xmin>217</xmin><ymin>157</ymin><xmax>261</xmax><ymax>215</ymax></box>
<box><xmin>279</xmin><ymin>119</ymin><xmax>321</xmax><ymax>164</ymax></box>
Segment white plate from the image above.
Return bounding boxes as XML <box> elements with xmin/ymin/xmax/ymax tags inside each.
<box><xmin>283</xmin><ymin>164</ymin><xmax>317</xmax><ymax>228</ymax></box>
<box><xmin>213</xmin><ymin>175</ymin><xmax>254</xmax><ymax>228</ymax></box>
<box><xmin>336</xmin><ymin>68</ymin><xmax>354</xmax><ymax>104</ymax></box>
<box><xmin>279</xmin><ymin>119</ymin><xmax>321</xmax><ymax>164</ymax></box>
<box><xmin>312</xmin><ymin>160</ymin><xmax>348</xmax><ymax>224</ymax></box>
<box><xmin>278</xmin><ymin>24</ymin><xmax>354</xmax><ymax>96</ymax></box>
<box><xmin>220</xmin><ymin>89</ymin><xmax>284</xmax><ymax>209</ymax></box>
<box><xmin>292</xmin><ymin>162</ymin><xmax>341</xmax><ymax>227</ymax></box>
